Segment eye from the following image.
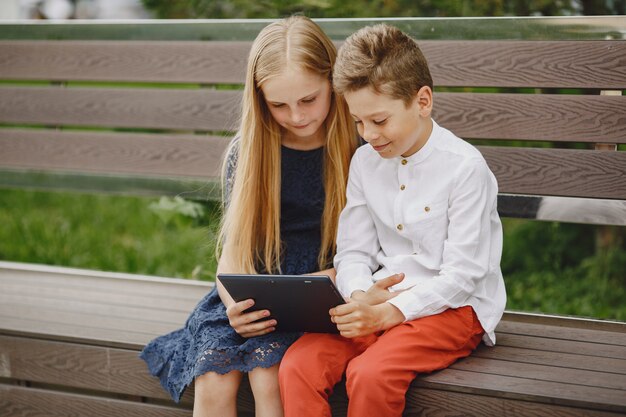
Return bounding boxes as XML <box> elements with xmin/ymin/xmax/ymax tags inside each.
<box><xmin>270</xmin><ymin>103</ymin><xmax>285</xmax><ymax>108</ymax></box>
<box><xmin>353</xmin><ymin>119</ymin><xmax>362</xmax><ymax>125</ymax></box>
<box><xmin>373</xmin><ymin>118</ymin><xmax>388</xmax><ymax>125</ymax></box>
<box><xmin>301</xmin><ymin>97</ymin><xmax>316</xmax><ymax>104</ymax></box>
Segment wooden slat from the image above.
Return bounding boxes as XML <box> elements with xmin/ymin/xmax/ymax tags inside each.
<box><xmin>417</xmin><ymin>368</ymin><xmax>626</xmax><ymax>413</ymax></box>
<box><xmin>479</xmin><ymin>146</ymin><xmax>626</xmax><ymax>199</ymax></box>
<box><xmin>496</xmin><ymin>333</ymin><xmax>626</xmax><ymax>360</ymax></box>
<box><xmin>422</xmin><ymin>40</ymin><xmax>626</xmax><ymax>89</ymax></box>
<box><xmin>0</xmin><ymin>41</ymin><xmax>250</xmax><ymax>84</ymax></box>
<box><xmin>404</xmin><ymin>386</ymin><xmax>623</xmax><ymax>417</ymax></box>
<box><xmin>0</xmin><ymin>335</ymin><xmax>194</xmax><ymax>404</ymax></box>
<box><xmin>1</xmin><ymin>88</ymin><xmax>624</xmax><ymax>142</ymax></box>
<box><xmin>0</xmin><ymin>261</ymin><xmax>212</xmax><ymax>300</ymax></box>
<box><xmin>0</xmin><ymin>129</ymin><xmax>229</xmax><ymax>179</ymax></box>
<box><xmin>473</xmin><ymin>345</ymin><xmax>626</xmax><ymax>375</ymax></box>
<box><xmin>0</xmin><ymin>87</ymin><xmax>240</xmax><ymax>131</ymax></box>
<box><xmin>0</xmin><ymin>385</ymin><xmax>191</xmax><ymax>417</ymax></box>
<box><xmin>451</xmin><ymin>356</ymin><xmax>626</xmax><ymax>390</ymax></box>
<box><xmin>435</xmin><ymin>93</ymin><xmax>626</xmax><ymax>143</ymax></box>
<box><xmin>1</xmin><ymin>40</ymin><xmax>624</xmax><ymax>89</ymax></box>
<box><xmin>496</xmin><ymin>319</ymin><xmax>626</xmax><ymax>345</ymax></box>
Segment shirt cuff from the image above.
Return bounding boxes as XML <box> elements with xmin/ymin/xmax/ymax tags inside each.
<box><xmin>387</xmin><ymin>290</ymin><xmax>421</xmax><ymax>322</ymax></box>
<box><xmin>336</xmin><ymin>264</ymin><xmax>374</xmax><ymax>299</ymax></box>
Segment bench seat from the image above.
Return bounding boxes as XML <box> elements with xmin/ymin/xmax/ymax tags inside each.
<box><xmin>1</xmin><ymin>261</ymin><xmax>624</xmax><ymax>416</ymax></box>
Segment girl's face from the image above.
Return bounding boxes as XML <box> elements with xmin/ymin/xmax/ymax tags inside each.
<box><xmin>261</xmin><ymin>66</ymin><xmax>332</xmax><ymax>150</ymax></box>
<box><xmin>344</xmin><ymin>86</ymin><xmax>433</xmax><ymax>159</ymax></box>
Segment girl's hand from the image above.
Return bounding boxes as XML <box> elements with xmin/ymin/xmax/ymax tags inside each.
<box><xmin>329</xmin><ymin>301</ymin><xmax>405</xmax><ymax>338</ymax></box>
<box><xmin>226</xmin><ymin>299</ymin><xmax>277</xmax><ymax>338</ymax></box>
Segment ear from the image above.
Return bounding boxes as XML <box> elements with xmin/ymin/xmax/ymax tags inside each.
<box><xmin>415</xmin><ymin>86</ymin><xmax>433</xmax><ymax>117</ymax></box>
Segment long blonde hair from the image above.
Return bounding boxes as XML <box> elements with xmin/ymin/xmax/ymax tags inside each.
<box><xmin>217</xmin><ymin>16</ymin><xmax>357</xmax><ymax>274</ymax></box>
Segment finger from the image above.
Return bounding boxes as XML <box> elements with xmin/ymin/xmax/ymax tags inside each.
<box><xmin>227</xmin><ymin>299</ymin><xmax>255</xmax><ymax>317</ymax></box>
<box><xmin>236</xmin><ymin>318</ymin><xmax>277</xmax><ymax>336</ymax></box>
<box><xmin>240</xmin><ymin>309</ymin><xmax>272</xmax><ymax>324</ymax></box>
<box><xmin>330</xmin><ymin>302</ymin><xmax>358</xmax><ymax>317</ymax></box>
<box><xmin>241</xmin><ymin>326</ymin><xmax>276</xmax><ymax>338</ymax></box>
<box><xmin>375</xmin><ymin>273</ymin><xmax>405</xmax><ymax>289</ymax></box>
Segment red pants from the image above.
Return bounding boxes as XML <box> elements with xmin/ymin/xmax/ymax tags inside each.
<box><xmin>279</xmin><ymin>306</ymin><xmax>484</xmax><ymax>417</ymax></box>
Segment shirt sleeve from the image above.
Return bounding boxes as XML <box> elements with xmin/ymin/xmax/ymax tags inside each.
<box><xmin>334</xmin><ymin>151</ymin><xmax>380</xmax><ymax>298</ymax></box>
<box><xmin>388</xmin><ymin>156</ymin><xmax>499</xmax><ymax>321</ymax></box>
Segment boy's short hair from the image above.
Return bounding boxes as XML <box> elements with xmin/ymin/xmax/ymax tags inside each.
<box><xmin>333</xmin><ymin>24</ymin><xmax>433</xmax><ymax>106</ymax></box>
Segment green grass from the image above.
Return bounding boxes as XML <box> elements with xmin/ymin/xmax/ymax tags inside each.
<box><xmin>1</xmin><ymin>187</ymin><xmax>624</xmax><ymax>321</ymax></box>
<box><xmin>0</xmin><ymin>188</ymin><xmax>220</xmax><ymax>281</ymax></box>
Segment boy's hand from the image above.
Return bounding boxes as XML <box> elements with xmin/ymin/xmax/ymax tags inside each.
<box><xmin>226</xmin><ymin>299</ymin><xmax>276</xmax><ymax>338</ymax></box>
<box><xmin>351</xmin><ymin>273</ymin><xmax>406</xmax><ymax>306</ymax></box>
<box><xmin>329</xmin><ymin>301</ymin><xmax>405</xmax><ymax>338</ymax></box>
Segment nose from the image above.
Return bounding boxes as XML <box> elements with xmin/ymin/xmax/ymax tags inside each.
<box><xmin>360</xmin><ymin>123</ymin><xmax>380</xmax><ymax>142</ymax></box>
<box><xmin>291</xmin><ymin>108</ymin><xmax>305</xmax><ymax>124</ymax></box>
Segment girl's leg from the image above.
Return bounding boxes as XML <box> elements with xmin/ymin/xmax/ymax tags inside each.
<box><xmin>193</xmin><ymin>370</ymin><xmax>243</xmax><ymax>417</ymax></box>
<box><xmin>248</xmin><ymin>364</ymin><xmax>283</xmax><ymax>417</ymax></box>
<box><xmin>345</xmin><ymin>306</ymin><xmax>484</xmax><ymax>417</ymax></box>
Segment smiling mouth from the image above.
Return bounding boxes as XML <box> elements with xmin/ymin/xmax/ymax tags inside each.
<box><xmin>372</xmin><ymin>142</ymin><xmax>390</xmax><ymax>152</ymax></box>
<box><xmin>292</xmin><ymin>123</ymin><xmax>311</xmax><ymax>129</ymax></box>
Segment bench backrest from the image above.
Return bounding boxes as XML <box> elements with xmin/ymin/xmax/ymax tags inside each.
<box><xmin>0</xmin><ymin>17</ymin><xmax>625</xmax><ymax>224</ymax></box>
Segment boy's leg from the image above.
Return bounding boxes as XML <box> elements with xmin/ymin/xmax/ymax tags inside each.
<box><xmin>345</xmin><ymin>306</ymin><xmax>484</xmax><ymax>417</ymax></box>
<box><xmin>279</xmin><ymin>332</ymin><xmax>376</xmax><ymax>417</ymax></box>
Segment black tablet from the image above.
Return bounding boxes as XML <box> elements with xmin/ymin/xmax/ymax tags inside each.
<box><xmin>217</xmin><ymin>273</ymin><xmax>345</xmax><ymax>333</ymax></box>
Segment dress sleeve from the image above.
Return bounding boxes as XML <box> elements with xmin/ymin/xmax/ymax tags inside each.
<box><xmin>222</xmin><ymin>138</ymin><xmax>240</xmax><ymax>210</ymax></box>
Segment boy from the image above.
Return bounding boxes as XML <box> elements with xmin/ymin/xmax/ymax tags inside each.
<box><xmin>278</xmin><ymin>24</ymin><xmax>506</xmax><ymax>417</ymax></box>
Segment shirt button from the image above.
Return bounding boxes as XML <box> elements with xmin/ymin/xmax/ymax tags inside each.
<box><xmin>400</xmin><ymin>184</ymin><xmax>406</xmax><ymax>191</ymax></box>
<box><xmin>425</xmin><ymin>206</ymin><xmax>430</xmax><ymax>212</ymax></box>
<box><xmin>401</xmin><ymin>159</ymin><xmax>408</xmax><ymax>165</ymax></box>
<box><xmin>397</xmin><ymin>224</ymin><xmax>403</xmax><ymax>231</ymax></box>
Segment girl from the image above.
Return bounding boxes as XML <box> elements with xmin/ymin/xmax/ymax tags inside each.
<box><xmin>140</xmin><ymin>16</ymin><xmax>358</xmax><ymax>417</ymax></box>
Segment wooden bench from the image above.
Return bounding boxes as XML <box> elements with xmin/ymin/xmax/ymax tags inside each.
<box><xmin>1</xmin><ymin>17</ymin><xmax>625</xmax><ymax>416</ymax></box>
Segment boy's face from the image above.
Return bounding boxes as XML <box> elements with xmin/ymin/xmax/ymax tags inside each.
<box><xmin>343</xmin><ymin>86</ymin><xmax>433</xmax><ymax>159</ymax></box>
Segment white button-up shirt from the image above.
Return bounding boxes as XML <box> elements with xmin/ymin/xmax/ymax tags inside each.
<box><xmin>334</xmin><ymin>121</ymin><xmax>506</xmax><ymax>345</ymax></box>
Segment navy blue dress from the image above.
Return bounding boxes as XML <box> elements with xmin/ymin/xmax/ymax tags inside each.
<box><xmin>140</xmin><ymin>143</ymin><xmax>326</xmax><ymax>402</ymax></box>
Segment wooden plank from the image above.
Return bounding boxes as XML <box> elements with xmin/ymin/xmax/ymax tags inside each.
<box><xmin>0</xmin><ymin>129</ymin><xmax>230</xmax><ymax>179</ymax></box>
<box><xmin>423</xmin><ymin>40</ymin><xmax>626</xmax><ymax>89</ymax></box>
<box><xmin>404</xmin><ymin>386</ymin><xmax>623</xmax><ymax>417</ymax></box>
<box><xmin>1</xmin><ymin>280</ymin><xmax>202</xmax><ymax>313</ymax></box>
<box><xmin>496</xmin><ymin>319</ymin><xmax>626</xmax><ymax>346</ymax></box>
<box><xmin>416</xmin><ymin>368</ymin><xmax>626</xmax><ymax>413</ymax></box>
<box><xmin>503</xmin><ymin>310</ymin><xmax>626</xmax><ymax>333</ymax></box>
<box><xmin>0</xmin><ymin>41</ymin><xmax>250</xmax><ymax>84</ymax></box>
<box><xmin>495</xmin><ymin>333</ymin><xmax>626</xmax><ymax>360</ymax></box>
<box><xmin>0</xmin><ymin>315</ymin><xmax>154</xmax><ymax>349</ymax></box>
<box><xmin>450</xmin><ymin>356</ymin><xmax>626</xmax><ymax>390</ymax></box>
<box><xmin>0</xmin><ymin>293</ymin><xmax>190</xmax><ymax>326</ymax></box>
<box><xmin>0</xmin><ymin>335</ymin><xmax>193</xmax><ymax>404</ymax></box>
<box><xmin>1</xmin><ymin>40</ymin><xmax>625</xmax><ymax>89</ymax></box>
<box><xmin>479</xmin><ymin>146</ymin><xmax>626</xmax><ymax>199</ymax></box>
<box><xmin>0</xmin><ymin>385</ymin><xmax>192</xmax><ymax>417</ymax></box>
<box><xmin>435</xmin><ymin>93</ymin><xmax>626</xmax><ymax>143</ymax></box>
<box><xmin>0</xmin><ymin>262</ymin><xmax>212</xmax><ymax>301</ymax></box>
<box><xmin>473</xmin><ymin>345</ymin><xmax>626</xmax><ymax>375</ymax></box>
<box><xmin>0</xmin><ymin>87</ymin><xmax>240</xmax><ymax>131</ymax></box>
<box><xmin>2</xmin><ymin>88</ymin><xmax>625</xmax><ymax>143</ymax></box>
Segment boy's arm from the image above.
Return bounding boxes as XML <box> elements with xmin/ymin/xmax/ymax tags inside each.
<box><xmin>334</xmin><ymin>151</ymin><xmax>380</xmax><ymax>299</ymax></box>
<box><xmin>387</xmin><ymin>157</ymin><xmax>501</xmax><ymax>321</ymax></box>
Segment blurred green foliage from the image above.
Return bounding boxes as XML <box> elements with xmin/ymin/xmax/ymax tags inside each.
<box><xmin>141</xmin><ymin>0</ymin><xmax>624</xmax><ymax>18</ymax></box>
